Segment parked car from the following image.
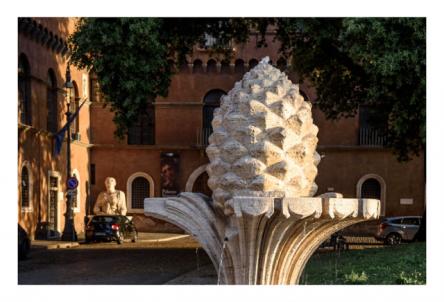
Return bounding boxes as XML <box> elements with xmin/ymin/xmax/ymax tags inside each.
<box><xmin>18</xmin><ymin>224</ymin><xmax>30</xmax><ymax>260</ymax></box>
<box><xmin>85</xmin><ymin>215</ymin><xmax>138</xmax><ymax>244</ymax></box>
<box><xmin>375</xmin><ymin>216</ymin><xmax>422</xmax><ymax>245</ymax></box>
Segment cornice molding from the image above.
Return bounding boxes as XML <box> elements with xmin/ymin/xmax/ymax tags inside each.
<box><xmin>18</xmin><ymin>18</ymin><xmax>70</xmax><ymax>57</ymax></box>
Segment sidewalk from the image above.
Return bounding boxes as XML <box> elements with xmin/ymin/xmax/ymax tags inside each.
<box><xmin>31</xmin><ymin>233</ymin><xmax>195</xmax><ymax>250</ymax></box>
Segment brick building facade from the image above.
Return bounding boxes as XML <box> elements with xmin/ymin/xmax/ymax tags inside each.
<box><xmin>18</xmin><ymin>18</ymin><xmax>425</xmax><ymax>238</ymax></box>
<box><xmin>18</xmin><ymin>18</ymin><xmax>91</xmax><ymax>238</ymax></box>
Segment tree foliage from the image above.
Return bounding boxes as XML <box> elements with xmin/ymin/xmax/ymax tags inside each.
<box><xmin>275</xmin><ymin>18</ymin><xmax>426</xmax><ymax>161</ymax></box>
<box><xmin>69</xmin><ymin>18</ymin><xmax>259</xmax><ymax>138</ymax></box>
<box><xmin>69</xmin><ymin>18</ymin><xmax>425</xmax><ymax>160</ymax></box>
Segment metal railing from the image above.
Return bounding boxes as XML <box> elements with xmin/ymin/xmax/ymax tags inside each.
<box><xmin>359</xmin><ymin>127</ymin><xmax>386</xmax><ymax>146</ymax></box>
<box><xmin>196</xmin><ymin>127</ymin><xmax>213</xmax><ymax>147</ymax></box>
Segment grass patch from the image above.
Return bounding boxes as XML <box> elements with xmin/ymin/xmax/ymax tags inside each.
<box><xmin>300</xmin><ymin>242</ymin><xmax>426</xmax><ymax>285</ymax></box>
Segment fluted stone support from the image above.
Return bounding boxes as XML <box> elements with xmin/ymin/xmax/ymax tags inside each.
<box><xmin>145</xmin><ymin>194</ymin><xmax>379</xmax><ymax>284</ymax></box>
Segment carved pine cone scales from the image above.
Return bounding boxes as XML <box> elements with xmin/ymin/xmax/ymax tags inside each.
<box><xmin>206</xmin><ymin>57</ymin><xmax>321</xmax><ymax>210</ymax></box>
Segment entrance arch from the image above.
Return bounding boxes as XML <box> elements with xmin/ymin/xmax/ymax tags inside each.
<box><xmin>185</xmin><ymin>164</ymin><xmax>210</xmax><ymax>193</ymax></box>
<box><xmin>357</xmin><ymin>173</ymin><xmax>386</xmax><ymax>216</ymax></box>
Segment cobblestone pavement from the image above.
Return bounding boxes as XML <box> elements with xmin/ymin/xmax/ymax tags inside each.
<box><xmin>18</xmin><ymin>240</ymin><xmax>210</xmax><ymax>285</ymax></box>
<box><xmin>18</xmin><ymin>235</ymin><xmax>384</xmax><ymax>285</ymax></box>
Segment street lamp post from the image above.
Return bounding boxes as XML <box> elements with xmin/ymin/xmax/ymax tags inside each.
<box><xmin>61</xmin><ymin>64</ymin><xmax>77</xmax><ymax>242</ymax></box>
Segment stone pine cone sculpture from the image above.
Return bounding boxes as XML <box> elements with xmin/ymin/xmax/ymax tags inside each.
<box><xmin>206</xmin><ymin>57</ymin><xmax>321</xmax><ymax>210</ymax></box>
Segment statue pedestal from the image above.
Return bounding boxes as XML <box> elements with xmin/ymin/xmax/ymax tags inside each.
<box><xmin>144</xmin><ymin>192</ymin><xmax>379</xmax><ymax>284</ymax></box>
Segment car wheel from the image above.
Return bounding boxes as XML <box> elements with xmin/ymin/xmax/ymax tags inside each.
<box><xmin>385</xmin><ymin>233</ymin><xmax>402</xmax><ymax>245</ymax></box>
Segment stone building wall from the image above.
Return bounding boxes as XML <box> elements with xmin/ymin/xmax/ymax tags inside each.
<box><xmin>18</xmin><ymin>17</ymin><xmax>90</xmax><ymax>239</ymax></box>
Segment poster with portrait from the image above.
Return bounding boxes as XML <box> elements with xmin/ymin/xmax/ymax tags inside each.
<box><xmin>160</xmin><ymin>152</ymin><xmax>180</xmax><ymax>197</ymax></box>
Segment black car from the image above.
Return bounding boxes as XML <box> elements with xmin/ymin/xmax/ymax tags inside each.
<box><xmin>85</xmin><ymin>215</ymin><xmax>138</xmax><ymax>244</ymax></box>
<box><xmin>18</xmin><ymin>224</ymin><xmax>30</xmax><ymax>260</ymax></box>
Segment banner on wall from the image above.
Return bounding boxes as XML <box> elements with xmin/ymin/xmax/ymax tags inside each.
<box><xmin>161</xmin><ymin>152</ymin><xmax>180</xmax><ymax>197</ymax></box>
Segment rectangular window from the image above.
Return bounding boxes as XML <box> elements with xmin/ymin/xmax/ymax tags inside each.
<box><xmin>358</xmin><ymin>105</ymin><xmax>387</xmax><ymax>146</ymax></box>
<box><xmin>127</xmin><ymin>105</ymin><xmax>155</xmax><ymax>145</ymax></box>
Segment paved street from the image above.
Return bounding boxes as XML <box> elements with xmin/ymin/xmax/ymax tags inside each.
<box><xmin>18</xmin><ymin>235</ymin><xmax>382</xmax><ymax>285</ymax></box>
<box><xmin>18</xmin><ymin>239</ymin><xmax>214</xmax><ymax>285</ymax></box>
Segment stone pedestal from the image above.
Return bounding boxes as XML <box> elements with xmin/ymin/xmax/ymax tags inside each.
<box><xmin>145</xmin><ymin>193</ymin><xmax>379</xmax><ymax>284</ymax></box>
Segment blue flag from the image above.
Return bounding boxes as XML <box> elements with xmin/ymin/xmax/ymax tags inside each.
<box><xmin>54</xmin><ymin>99</ymin><xmax>87</xmax><ymax>156</ymax></box>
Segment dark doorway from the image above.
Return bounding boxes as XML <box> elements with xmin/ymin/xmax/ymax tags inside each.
<box><xmin>192</xmin><ymin>172</ymin><xmax>212</xmax><ymax>197</ymax></box>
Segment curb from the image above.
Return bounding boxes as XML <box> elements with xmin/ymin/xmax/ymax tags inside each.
<box><xmin>138</xmin><ymin>234</ymin><xmax>190</xmax><ymax>243</ymax></box>
<box><xmin>31</xmin><ymin>234</ymin><xmax>191</xmax><ymax>249</ymax></box>
<box><xmin>47</xmin><ymin>242</ymin><xmax>79</xmax><ymax>249</ymax></box>
<box><xmin>31</xmin><ymin>241</ymin><xmax>80</xmax><ymax>250</ymax></box>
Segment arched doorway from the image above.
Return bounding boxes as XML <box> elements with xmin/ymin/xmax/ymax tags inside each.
<box><xmin>357</xmin><ymin>174</ymin><xmax>386</xmax><ymax>216</ymax></box>
<box><xmin>185</xmin><ymin>164</ymin><xmax>212</xmax><ymax>197</ymax></box>
<box><xmin>192</xmin><ymin>171</ymin><xmax>212</xmax><ymax>197</ymax></box>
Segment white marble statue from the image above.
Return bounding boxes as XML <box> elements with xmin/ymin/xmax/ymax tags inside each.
<box><xmin>94</xmin><ymin>177</ymin><xmax>127</xmax><ymax>215</ymax></box>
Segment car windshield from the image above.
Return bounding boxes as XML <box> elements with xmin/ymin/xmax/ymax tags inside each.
<box><xmin>92</xmin><ymin>216</ymin><xmax>118</xmax><ymax>223</ymax></box>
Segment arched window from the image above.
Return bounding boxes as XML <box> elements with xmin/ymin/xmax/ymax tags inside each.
<box><xmin>357</xmin><ymin>174</ymin><xmax>386</xmax><ymax>216</ymax></box>
<box><xmin>18</xmin><ymin>54</ymin><xmax>32</xmax><ymax>125</ymax></box>
<box><xmin>47</xmin><ymin>69</ymin><xmax>58</xmax><ymax>133</ymax></box>
<box><xmin>207</xmin><ymin>59</ymin><xmax>217</xmax><ymax>73</ymax></box>
<box><xmin>20</xmin><ymin>161</ymin><xmax>33</xmax><ymax>213</ymax></box>
<box><xmin>131</xmin><ymin>177</ymin><xmax>149</xmax><ymax>209</ymax></box>
<box><xmin>126</xmin><ymin>172</ymin><xmax>155</xmax><ymax>212</ymax></box>
<box><xmin>220</xmin><ymin>60</ymin><xmax>230</xmax><ymax>74</ymax></box>
<box><xmin>235</xmin><ymin>59</ymin><xmax>245</xmax><ymax>74</ymax></box>
<box><xmin>70</xmin><ymin>81</ymin><xmax>80</xmax><ymax>136</ymax></box>
<box><xmin>89</xmin><ymin>72</ymin><xmax>100</xmax><ymax>103</ymax></box>
<box><xmin>277</xmin><ymin>57</ymin><xmax>287</xmax><ymax>71</ymax></box>
<box><xmin>248</xmin><ymin>58</ymin><xmax>258</xmax><ymax>70</ymax></box>
<box><xmin>127</xmin><ymin>104</ymin><xmax>155</xmax><ymax>145</ymax></box>
<box><xmin>21</xmin><ymin>166</ymin><xmax>30</xmax><ymax>208</ymax></box>
<box><xmin>203</xmin><ymin>89</ymin><xmax>225</xmax><ymax>128</ymax></box>
<box><xmin>203</xmin><ymin>89</ymin><xmax>226</xmax><ymax>145</ymax></box>
<box><xmin>193</xmin><ymin>59</ymin><xmax>204</xmax><ymax>73</ymax></box>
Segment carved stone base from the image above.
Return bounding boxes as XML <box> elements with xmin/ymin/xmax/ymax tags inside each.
<box><xmin>144</xmin><ymin>192</ymin><xmax>379</xmax><ymax>284</ymax></box>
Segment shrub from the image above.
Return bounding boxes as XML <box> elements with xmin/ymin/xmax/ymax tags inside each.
<box><xmin>343</xmin><ymin>270</ymin><xmax>368</xmax><ymax>284</ymax></box>
<box><xmin>396</xmin><ymin>271</ymin><xmax>424</xmax><ymax>285</ymax></box>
